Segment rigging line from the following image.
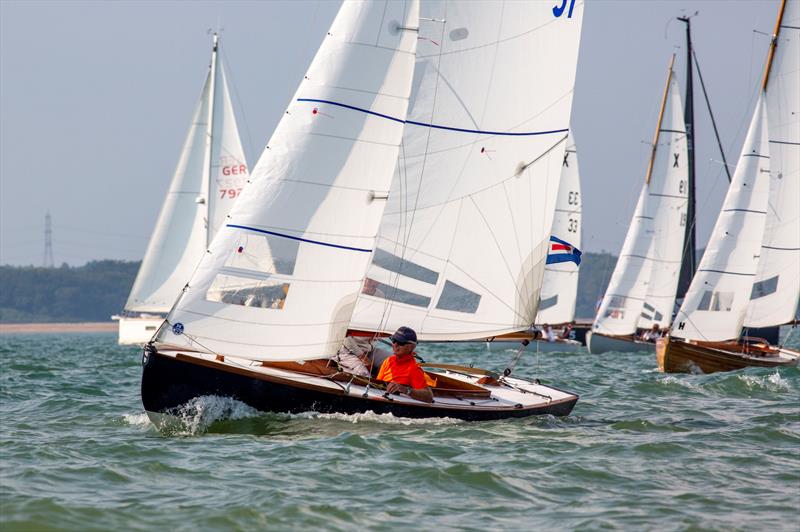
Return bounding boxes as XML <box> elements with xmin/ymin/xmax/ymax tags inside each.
<box><xmin>467</xmin><ymin>195</ymin><xmax>529</xmax><ymax>312</ymax></box>
<box><xmin>692</xmin><ymin>48</ymin><xmax>732</xmax><ymax>183</ymax></box>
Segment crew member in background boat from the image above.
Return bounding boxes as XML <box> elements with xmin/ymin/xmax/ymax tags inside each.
<box><xmin>641</xmin><ymin>324</ymin><xmax>662</xmax><ymax>343</ymax></box>
<box><xmin>542</xmin><ymin>324</ymin><xmax>557</xmax><ymax>343</ymax></box>
<box><xmin>332</xmin><ymin>336</ymin><xmax>390</xmax><ymax>378</ymax></box>
<box><xmin>377</xmin><ymin>327</ymin><xmax>434</xmax><ymax>403</ymax></box>
<box><xmin>559</xmin><ymin>322</ymin><xmax>575</xmax><ymax>340</ymax></box>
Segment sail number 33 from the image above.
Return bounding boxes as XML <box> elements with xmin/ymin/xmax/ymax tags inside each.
<box><xmin>553</xmin><ymin>0</ymin><xmax>577</xmax><ymax>18</ymax></box>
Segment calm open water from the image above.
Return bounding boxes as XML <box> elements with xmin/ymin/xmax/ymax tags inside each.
<box><xmin>1</xmin><ymin>332</ymin><xmax>798</xmax><ymax>531</ymax></box>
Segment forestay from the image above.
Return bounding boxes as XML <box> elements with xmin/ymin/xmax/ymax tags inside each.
<box><xmin>536</xmin><ymin>133</ymin><xmax>581</xmax><ymax>325</ymax></box>
<box><xmin>672</xmin><ymin>97</ymin><xmax>770</xmax><ymax>341</ymax></box>
<box><xmin>126</xmin><ymin>37</ymin><xmax>248</xmax><ymax>314</ymax></box>
<box><xmin>745</xmin><ymin>1</ymin><xmax>800</xmax><ymax>329</ymax></box>
<box><xmin>349</xmin><ymin>0</ymin><xmax>585</xmax><ymax>341</ymax></box>
<box><xmin>593</xmin><ymin>67</ymin><xmax>688</xmax><ymax>336</ymax></box>
<box><xmin>156</xmin><ymin>1</ymin><xmax>420</xmax><ymax>360</ymax></box>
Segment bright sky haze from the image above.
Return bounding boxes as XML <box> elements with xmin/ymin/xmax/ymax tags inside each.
<box><xmin>0</xmin><ymin>0</ymin><xmax>776</xmax><ymax>266</ymax></box>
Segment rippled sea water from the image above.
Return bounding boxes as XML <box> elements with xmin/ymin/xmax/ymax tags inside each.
<box><xmin>1</xmin><ymin>332</ymin><xmax>798</xmax><ymax>530</ymax></box>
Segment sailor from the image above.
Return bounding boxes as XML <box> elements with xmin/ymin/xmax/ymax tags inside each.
<box><xmin>377</xmin><ymin>326</ymin><xmax>434</xmax><ymax>403</ymax></box>
<box><xmin>642</xmin><ymin>324</ymin><xmax>662</xmax><ymax>342</ymax></box>
<box><xmin>542</xmin><ymin>324</ymin><xmax>557</xmax><ymax>343</ymax></box>
<box><xmin>333</xmin><ymin>336</ymin><xmax>390</xmax><ymax>378</ymax></box>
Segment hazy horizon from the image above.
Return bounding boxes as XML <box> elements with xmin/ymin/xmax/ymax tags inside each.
<box><xmin>0</xmin><ymin>0</ymin><xmax>775</xmax><ymax>266</ymax></box>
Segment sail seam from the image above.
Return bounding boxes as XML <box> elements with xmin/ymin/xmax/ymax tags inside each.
<box><xmin>297</xmin><ymin>98</ymin><xmax>567</xmax><ymax>136</ymax></box>
<box><xmin>697</xmin><ymin>269</ymin><xmax>755</xmax><ymax>276</ymax></box>
<box><xmin>226</xmin><ymin>224</ymin><xmax>372</xmax><ymax>253</ymax></box>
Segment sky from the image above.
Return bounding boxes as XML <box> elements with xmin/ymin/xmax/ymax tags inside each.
<box><xmin>0</xmin><ymin>0</ymin><xmax>777</xmax><ymax>267</ymax></box>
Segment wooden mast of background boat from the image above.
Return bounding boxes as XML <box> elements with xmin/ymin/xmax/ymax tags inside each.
<box><xmin>761</xmin><ymin>0</ymin><xmax>786</xmax><ymax>91</ymax></box>
<box><xmin>675</xmin><ymin>16</ymin><xmax>697</xmax><ymax>301</ymax></box>
<box><xmin>644</xmin><ymin>54</ymin><xmax>675</xmax><ymax>185</ymax></box>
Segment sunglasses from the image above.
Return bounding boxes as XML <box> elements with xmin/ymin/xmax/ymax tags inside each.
<box><xmin>392</xmin><ymin>340</ymin><xmax>410</xmax><ymax>346</ymax></box>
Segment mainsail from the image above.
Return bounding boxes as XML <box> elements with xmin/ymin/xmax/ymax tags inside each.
<box><xmin>125</xmin><ymin>35</ymin><xmax>248</xmax><ymax>313</ymax></box>
<box><xmin>671</xmin><ymin>98</ymin><xmax>770</xmax><ymax>341</ymax></box>
<box><xmin>745</xmin><ymin>0</ymin><xmax>800</xmax><ymax>329</ymax></box>
<box><xmin>593</xmin><ymin>57</ymin><xmax>689</xmax><ymax>336</ymax></box>
<box><xmin>349</xmin><ymin>0</ymin><xmax>585</xmax><ymax>341</ymax></box>
<box><xmin>156</xmin><ymin>1</ymin><xmax>420</xmax><ymax>360</ymax></box>
<box><xmin>536</xmin><ymin>133</ymin><xmax>582</xmax><ymax>325</ymax></box>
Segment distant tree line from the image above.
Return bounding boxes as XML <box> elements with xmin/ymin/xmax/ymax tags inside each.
<box><xmin>0</xmin><ymin>254</ymin><xmax>617</xmax><ymax>323</ymax></box>
<box><xmin>0</xmin><ymin>260</ymin><xmax>140</xmax><ymax>323</ymax></box>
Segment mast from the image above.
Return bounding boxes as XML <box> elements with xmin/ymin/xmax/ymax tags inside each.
<box><xmin>675</xmin><ymin>15</ymin><xmax>696</xmax><ymax>301</ymax></box>
<box><xmin>645</xmin><ymin>54</ymin><xmax>675</xmax><ymax>185</ymax></box>
<box><xmin>761</xmin><ymin>0</ymin><xmax>786</xmax><ymax>91</ymax></box>
<box><xmin>203</xmin><ymin>32</ymin><xmax>219</xmax><ymax>247</ymax></box>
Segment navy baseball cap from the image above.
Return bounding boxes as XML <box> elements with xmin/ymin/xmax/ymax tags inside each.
<box><xmin>390</xmin><ymin>326</ymin><xmax>417</xmax><ymax>345</ymax></box>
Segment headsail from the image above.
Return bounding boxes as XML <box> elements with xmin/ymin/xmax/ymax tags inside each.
<box><xmin>671</xmin><ymin>96</ymin><xmax>770</xmax><ymax>341</ymax></box>
<box><xmin>593</xmin><ymin>58</ymin><xmax>688</xmax><ymax>336</ymax></box>
<box><xmin>745</xmin><ymin>0</ymin><xmax>800</xmax><ymax>328</ymax></box>
<box><xmin>125</xmin><ymin>36</ymin><xmax>248</xmax><ymax>314</ymax></box>
<box><xmin>349</xmin><ymin>0</ymin><xmax>585</xmax><ymax>341</ymax></box>
<box><xmin>156</xmin><ymin>1</ymin><xmax>420</xmax><ymax>360</ymax></box>
<box><xmin>536</xmin><ymin>133</ymin><xmax>582</xmax><ymax>325</ymax></box>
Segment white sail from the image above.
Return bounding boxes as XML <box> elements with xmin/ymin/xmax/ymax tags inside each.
<box><xmin>637</xmin><ymin>77</ymin><xmax>690</xmax><ymax>330</ymax></box>
<box><xmin>593</xmin><ymin>67</ymin><xmax>688</xmax><ymax>336</ymax></box>
<box><xmin>745</xmin><ymin>0</ymin><xmax>800</xmax><ymax>328</ymax></box>
<box><xmin>536</xmin><ymin>133</ymin><xmax>581</xmax><ymax>325</ymax></box>
<box><xmin>592</xmin><ymin>186</ymin><xmax>653</xmax><ymax>336</ymax></box>
<box><xmin>348</xmin><ymin>0</ymin><xmax>585</xmax><ymax>341</ymax></box>
<box><xmin>672</xmin><ymin>96</ymin><xmax>770</xmax><ymax>341</ymax></box>
<box><xmin>125</xmin><ymin>38</ymin><xmax>248</xmax><ymax>314</ymax></box>
<box><xmin>156</xmin><ymin>0</ymin><xmax>420</xmax><ymax>360</ymax></box>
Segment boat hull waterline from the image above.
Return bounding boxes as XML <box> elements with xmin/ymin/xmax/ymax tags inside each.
<box><xmin>141</xmin><ymin>348</ymin><xmax>578</xmax><ymax>425</ymax></box>
<box><xmin>656</xmin><ymin>337</ymin><xmax>800</xmax><ymax>374</ymax></box>
<box><xmin>586</xmin><ymin>331</ymin><xmax>655</xmax><ymax>355</ymax></box>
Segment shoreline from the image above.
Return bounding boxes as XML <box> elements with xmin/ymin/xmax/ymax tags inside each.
<box><xmin>0</xmin><ymin>322</ymin><xmax>118</xmax><ymax>334</ymax></box>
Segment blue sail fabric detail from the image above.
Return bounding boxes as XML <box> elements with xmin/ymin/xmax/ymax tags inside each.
<box><xmin>226</xmin><ymin>224</ymin><xmax>372</xmax><ymax>253</ymax></box>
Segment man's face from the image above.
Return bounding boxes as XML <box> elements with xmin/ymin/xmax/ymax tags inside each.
<box><xmin>392</xmin><ymin>341</ymin><xmax>415</xmax><ymax>358</ymax></box>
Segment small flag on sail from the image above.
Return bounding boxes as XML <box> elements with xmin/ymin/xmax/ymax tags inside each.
<box><xmin>546</xmin><ymin>235</ymin><xmax>582</xmax><ymax>266</ymax></box>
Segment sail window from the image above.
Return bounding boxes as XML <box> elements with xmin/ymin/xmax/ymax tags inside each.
<box><xmin>361</xmin><ymin>278</ymin><xmax>431</xmax><ymax>307</ymax></box>
<box><xmin>697</xmin><ymin>291</ymin><xmax>734</xmax><ymax>312</ymax></box>
<box><xmin>750</xmin><ymin>275</ymin><xmax>778</xmax><ymax>300</ymax></box>
<box><xmin>603</xmin><ymin>296</ymin><xmax>626</xmax><ymax>319</ymax></box>
<box><xmin>207</xmin><ymin>274</ymin><xmax>289</xmax><ymax>309</ymax></box>
<box><xmin>538</xmin><ymin>295</ymin><xmax>558</xmax><ymax>311</ymax></box>
<box><xmin>372</xmin><ymin>249</ymin><xmax>439</xmax><ymax>285</ymax></box>
<box><xmin>435</xmin><ymin>281</ymin><xmax>481</xmax><ymax>314</ymax></box>
<box><xmin>224</xmin><ymin>232</ymin><xmax>300</xmax><ymax>276</ymax></box>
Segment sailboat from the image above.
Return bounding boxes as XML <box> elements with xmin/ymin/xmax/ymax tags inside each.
<box><xmin>657</xmin><ymin>0</ymin><xmax>799</xmax><ymax>374</ymax></box>
<box><xmin>587</xmin><ymin>55</ymin><xmax>690</xmax><ymax>354</ymax></box>
<box><xmin>113</xmin><ymin>34</ymin><xmax>249</xmax><ymax>345</ymax></box>
<box><xmin>141</xmin><ymin>0</ymin><xmax>585</xmax><ymax>424</ymax></box>
<box><xmin>533</xmin><ymin>133</ymin><xmax>583</xmax><ymax>351</ymax></box>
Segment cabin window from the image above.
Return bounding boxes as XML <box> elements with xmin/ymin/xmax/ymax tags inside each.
<box><xmin>207</xmin><ymin>274</ymin><xmax>289</xmax><ymax>310</ymax></box>
<box><xmin>361</xmin><ymin>278</ymin><xmax>430</xmax><ymax>307</ymax></box>
<box><xmin>435</xmin><ymin>281</ymin><xmax>481</xmax><ymax>314</ymax></box>
<box><xmin>538</xmin><ymin>294</ymin><xmax>558</xmax><ymax>311</ymax></box>
<box><xmin>225</xmin><ymin>232</ymin><xmax>299</xmax><ymax>276</ymax></box>
<box><xmin>750</xmin><ymin>275</ymin><xmax>778</xmax><ymax>299</ymax></box>
<box><xmin>371</xmin><ymin>249</ymin><xmax>439</xmax><ymax>285</ymax></box>
<box><xmin>697</xmin><ymin>290</ymin><xmax>733</xmax><ymax>312</ymax></box>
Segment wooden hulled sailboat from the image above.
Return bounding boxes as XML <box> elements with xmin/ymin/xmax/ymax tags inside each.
<box><xmin>142</xmin><ymin>0</ymin><xmax>585</xmax><ymax>424</ymax></box>
<box><xmin>657</xmin><ymin>0</ymin><xmax>799</xmax><ymax>374</ymax></box>
<box><xmin>587</xmin><ymin>55</ymin><xmax>690</xmax><ymax>354</ymax></box>
<box><xmin>113</xmin><ymin>34</ymin><xmax>249</xmax><ymax>345</ymax></box>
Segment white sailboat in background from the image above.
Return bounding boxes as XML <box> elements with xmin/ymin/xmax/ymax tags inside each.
<box><xmin>141</xmin><ymin>0</ymin><xmax>586</xmax><ymax>424</ymax></box>
<box><xmin>113</xmin><ymin>34</ymin><xmax>249</xmax><ymax>345</ymax></box>
<box><xmin>658</xmin><ymin>0</ymin><xmax>799</xmax><ymax>373</ymax></box>
<box><xmin>533</xmin><ymin>133</ymin><xmax>583</xmax><ymax>350</ymax></box>
<box><xmin>587</xmin><ymin>55</ymin><xmax>690</xmax><ymax>354</ymax></box>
